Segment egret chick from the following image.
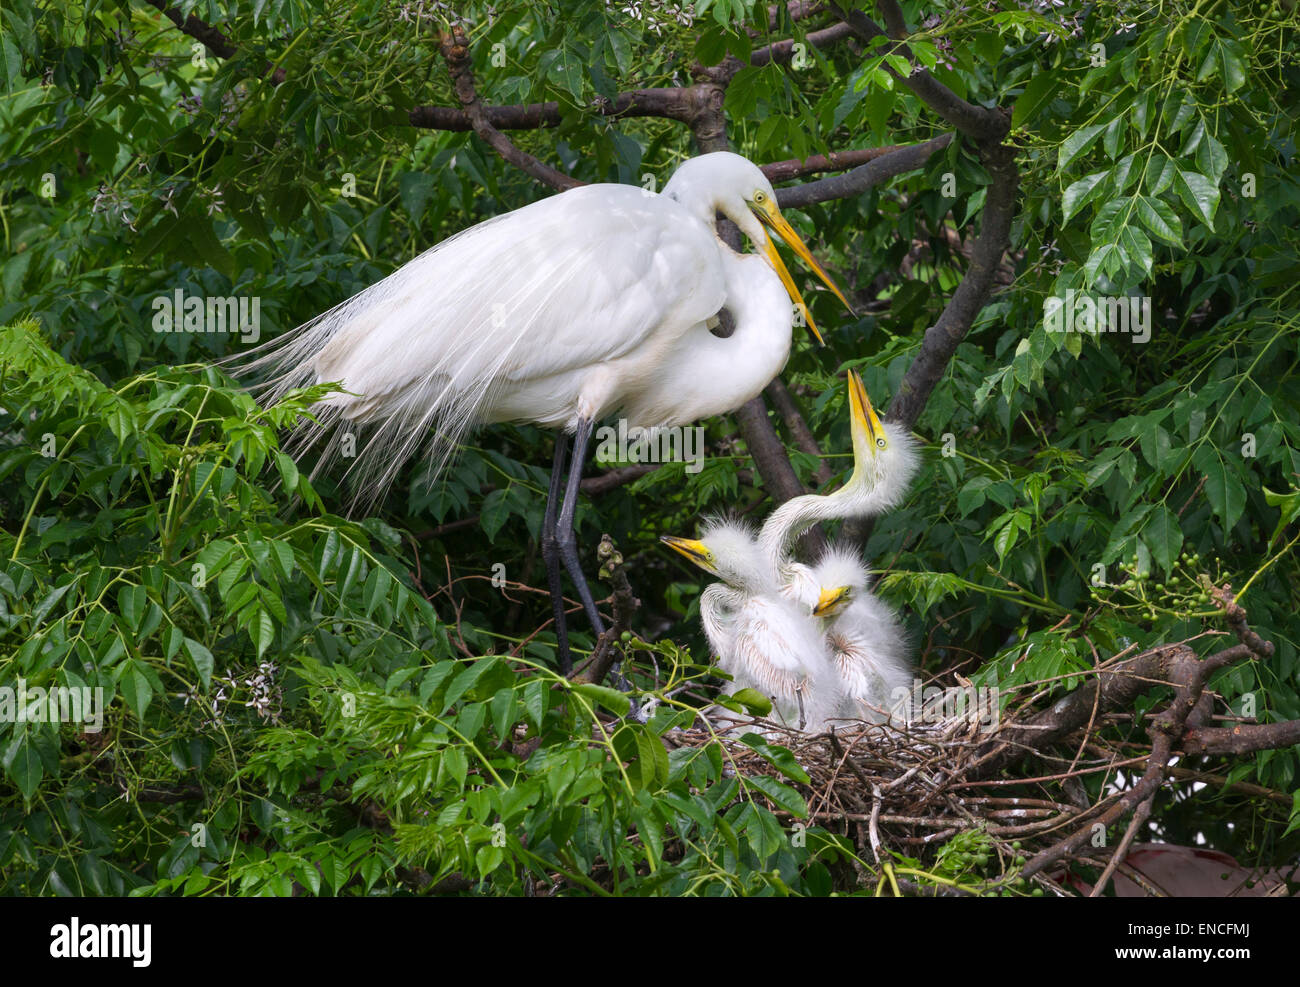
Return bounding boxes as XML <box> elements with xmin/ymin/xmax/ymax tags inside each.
<box><xmin>758</xmin><ymin>370</ymin><xmax>920</xmax><ymax>584</ymax></box>
<box><xmin>805</xmin><ymin>547</ymin><xmax>913</xmax><ymax>725</ymax></box>
<box><xmin>661</xmin><ymin>520</ymin><xmax>835</xmax><ymax>735</ymax></box>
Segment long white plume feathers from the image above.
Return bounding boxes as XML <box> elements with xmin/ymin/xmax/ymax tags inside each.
<box><xmin>228</xmin><ymin>186</ymin><xmax>708</xmax><ymax>509</ymax></box>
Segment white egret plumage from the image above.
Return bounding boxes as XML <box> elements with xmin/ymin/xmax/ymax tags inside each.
<box><xmin>804</xmin><ymin>548</ymin><xmax>913</xmax><ymax>724</ymax></box>
<box><xmin>660</xmin><ymin>520</ymin><xmax>835</xmax><ymax>735</ymax></box>
<box><xmin>758</xmin><ymin>370</ymin><xmax>920</xmax><ymax>586</ymax></box>
<box><xmin>663</xmin><ymin>372</ymin><xmax>921</xmax><ymax>733</ymax></box>
<box><xmin>235</xmin><ymin>151</ymin><xmax>852</xmax><ymax>673</ymax></box>
<box><xmin>761</xmin><ymin>371</ymin><xmax>919</xmax><ymax>725</ymax></box>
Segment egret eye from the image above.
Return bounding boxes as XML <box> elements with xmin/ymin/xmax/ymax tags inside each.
<box><xmin>876</xmin><ymin>438</ymin><xmax>886</xmax><ymax>449</ymax></box>
<box><xmin>753</xmin><ymin>190</ymin><xmax>766</xmax><ymax>203</ymax></box>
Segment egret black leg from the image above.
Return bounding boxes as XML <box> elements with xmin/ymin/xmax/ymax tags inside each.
<box><xmin>555</xmin><ymin>418</ymin><xmax>606</xmax><ymax>638</ymax></box>
<box><xmin>550</xmin><ymin>419</ymin><xmax>635</xmax><ymax>703</ymax></box>
<box><xmin>541</xmin><ymin>433</ymin><xmax>572</xmax><ymax>673</ymax></box>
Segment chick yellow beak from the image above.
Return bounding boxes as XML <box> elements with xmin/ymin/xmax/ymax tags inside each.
<box><xmin>751</xmin><ymin>197</ymin><xmax>855</xmax><ymax>341</ymax></box>
<box><xmin>660</xmin><ymin>535</ymin><xmax>716</xmax><ymax>575</ymax></box>
<box><xmin>813</xmin><ymin>585</ymin><xmax>852</xmax><ymax>618</ymax></box>
<box><xmin>848</xmin><ymin>368</ymin><xmax>886</xmax><ymax>453</ymax></box>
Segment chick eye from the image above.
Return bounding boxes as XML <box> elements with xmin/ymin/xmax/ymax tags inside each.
<box><xmin>876</xmin><ymin>438</ymin><xmax>887</xmax><ymax>448</ymax></box>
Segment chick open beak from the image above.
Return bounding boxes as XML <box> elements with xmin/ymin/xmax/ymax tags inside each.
<box><xmin>660</xmin><ymin>535</ymin><xmax>716</xmax><ymax>575</ymax></box>
<box><xmin>751</xmin><ymin>198</ymin><xmax>855</xmax><ymax>342</ymax></box>
<box><xmin>813</xmin><ymin>585</ymin><xmax>852</xmax><ymax>618</ymax></box>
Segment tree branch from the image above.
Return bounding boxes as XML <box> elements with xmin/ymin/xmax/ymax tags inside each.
<box><xmin>726</xmin><ymin>22</ymin><xmax>856</xmax><ymax>78</ymax></box>
<box><xmin>775</xmin><ymin>134</ymin><xmax>953</xmax><ymax>209</ymax></box>
<box><xmin>884</xmin><ymin>138</ymin><xmax>1017</xmax><ymax>430</ymax></box>
<box><xmin>765</xmin><ymin>378</ymin><xmax>834</xmax><ymax>485</ymax></box>
<box><xmin>439</xmin><ymin>27</ymin><xmax>582</xmax><ymax>192</ymax></box>
<box><xmin>409</xmin><ymin>88</ymin><xmax>694</xmax><ymax>131</ymax></box>
<box><xmin>145</xmin><ymin>0</ymin><xmax>286</xmax><ymax>83</ymax></box>
<box><xmin>762</xmin><ymin>143</ymin><xmax>926</xmax><ymax>184</ymax></box>
<box><xmin>571</xmin><ymin>536</ymin><xmax>638</xmax><ymax>687</ymax></box>
<box><xmin>833</xmin><ymin>1</ymin><xmax>1008</xmax><ymax>143</ymax></box>
<box><xmin>1182</xmin><ymin>719</ymin><xmax>1300</xmax><ymax>756</ymax></box>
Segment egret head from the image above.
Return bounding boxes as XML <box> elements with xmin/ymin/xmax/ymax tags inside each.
<box><xmin>808</xmin><ymin>545</ymin><xmax>872</xmax><ymax>618</ymax></box>
<box><xmin>660</xmin><ymin>517</ymin><xmax>768</xmax><ymax>592</ymax></box>
<box><xmin>845</xmin><ymin>370</ymin><xmax>920</xmax><ymax>513</ymax></box>
<box><xmin>663</xmin><ymin>152</ymin><xmax>853</xmax><ymax>341</ymax></box>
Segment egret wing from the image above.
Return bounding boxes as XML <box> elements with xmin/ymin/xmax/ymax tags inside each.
<box><xmin>234</xmin><ymin>184</ymin><xmax>724</xmax><ymax>502</ymax></box>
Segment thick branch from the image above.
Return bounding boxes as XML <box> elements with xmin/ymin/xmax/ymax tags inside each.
<box><xmin>762</xmin><ymin>143</ymin><xmax>922</xmax><ymax>184</ymax></box>
<box><xmin>728</xmin><ymin>23</ymin><xmax>855</xmax><ymax>78</ymax></box>
<box><xmin>775</xmin><ymin>134</ymin><xmax>953</xmax><ymax>209</ymax></box>
<box><xmin>885</xmin><ymin>139</ymin><xmax>1016</xmax><ymax>430</ymax></box>
<box><xmin>766</xmin><ymin>379</ymin><xmax>834</xmax><ymax>485</ymax></box>
<box><xmin>439</xmin><ymin>27</ymin><xmax>581</xmax><ymax>192</ymax></box>
<box><xmin>833</xmin><ymin>1</ymin><xmax>1007</xmax><ymax>143</ymax></box>
<box><xmin>1182</xmin><ymin>720</ymin><xmax>1300</xmax><ymax>756</ymax></box>
<box><xmin>409</xmin><ymin>88</ymin><xmax>693</xmax><ymax>131</ymax></box>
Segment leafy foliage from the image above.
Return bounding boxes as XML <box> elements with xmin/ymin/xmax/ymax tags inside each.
<box><xmin>1</xmin><ymin>0</ymin><xmax>1298</xmax><ymax>893</ymax></box>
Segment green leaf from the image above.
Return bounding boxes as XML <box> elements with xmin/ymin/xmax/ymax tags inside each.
<box><xmin>479</xmin><ymin>488</ymin><xmax>511</xmax><ymax>543</ymax></box>
<box><xmin>274</xmin><ymin>452</ymin><xmax>299</xmax><ymax>494</ymax></box>
<box><xmin>747</xmin><ymin>775</ymin><xmax>807</xmax><ymax>817</ymax></box>
<box><xmin>991</xmin><ymin>510</ymin><xmax>1030</xmax><ymax>564</ymax></box>
<box><xmin>1118</xmin><ymin>225</ymin><xmax>1153</xmax><ymax>276</ymax></box>
<box><xmin>571</xmin><ymin>682</ymin><xmax>632</xmax><ymax>717</ymax></box>
<box><xmin>1218</xmin><ymin>38</ymin><xmax>1247</xmax><ymax>93</ymax></box>
<box><xmin>1012</xmin><ymin>70</ymin><xmax>1059</xmax><ymax>129</ymax></box>
<box><xmin>1136</xmin><ymin>195</ymin><xmax>1182</xmax><ymax>245</ymax></box>
<box><xmin>117</xmin><ymin>583</ymin><xmax>146</xmax><ymax>633</ymax></box>
<box><xmin>1062</xmin><ymin>170</ymin><xmax>1109</xmax><ymax>224</ymax></box>
<box><xmin>739</xmin><ymin>734</ymin><xmax>810</xmax><ymax>784</ymax></box>
<box><xmin>3</xmin><ymin>735</ymin><xmax>43</xmax><ymax>801</ymax></box>
<box><xmin>121</xmin><ymin>662</ymin><xmax>154</xmax><ymax>720</ymax></box>
<box><xmin>1173</xmin><ymin>169</ymin><xmax>1219</xmax><ymax>230</ymax></box>
<box><xmin>728</xmin><ymin>688</ymin><xmax>772</xmax><ymax>716</ymax></box>
<box><xmin>251</xmin><ymin>606</ymin><xmax>275</xmax><ymax>657</ymax></box>
<box><xmin>184</xmin><ymin>637</ymin><xmax>215</xmax><ymax>690</ymax></box>
<box><xmin>1142</xmin><ymin>154</ymin><xmax>1176</xmax><ymax>196</ymax></box>
<box><xmin>363</xmin><ymin>565</ymin><xmax>392</xmax><ymax>617</ymax></box>
<box><xmin>1059</xmin><ymin>122</ymin><xmax>1106</xmax><ymax>171</ymax></box>
<box><xmin>1143</xmin><ymin>505</ymin><xmax>1183</xmax><ymax>572</ymax></box>
<box><xmin>1192</xmin><ymin>445</ymin><xmax>1246</xmax><ymax>531</ymax></box>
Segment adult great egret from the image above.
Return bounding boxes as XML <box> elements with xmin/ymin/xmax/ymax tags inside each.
<box><xmin>239</xmin><ymin>151</ymin><xmax>852</xmax><ymax>673</ymax></box>
<box><xmin>660</xmin><ymin>519</ymin><xmax>835</xmax><ymax>735</ymax></box>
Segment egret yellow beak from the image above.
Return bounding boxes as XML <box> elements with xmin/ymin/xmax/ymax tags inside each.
<box><xmin>660</xmin><ymin>535</ymin><xmax>716</xmax><ymax>575</ymax></box>
<box><xmin>759</xmin><ymin>235</ymin><xmax>824</xmax><ymax>345</ymax></box>
<box><xmin>813</xmin><ymin>585</ymin><xmax>852</xmax><ymax>618</ymax></box>
<box><xmin>751</xmin><ymin>197</ymin><xmax>855</xmax><ymax>337</ymax></box>
<box><xmin>848</xmin><ymin>368</ymin><xmax>886</xmax><ymax>453</ymax></box>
